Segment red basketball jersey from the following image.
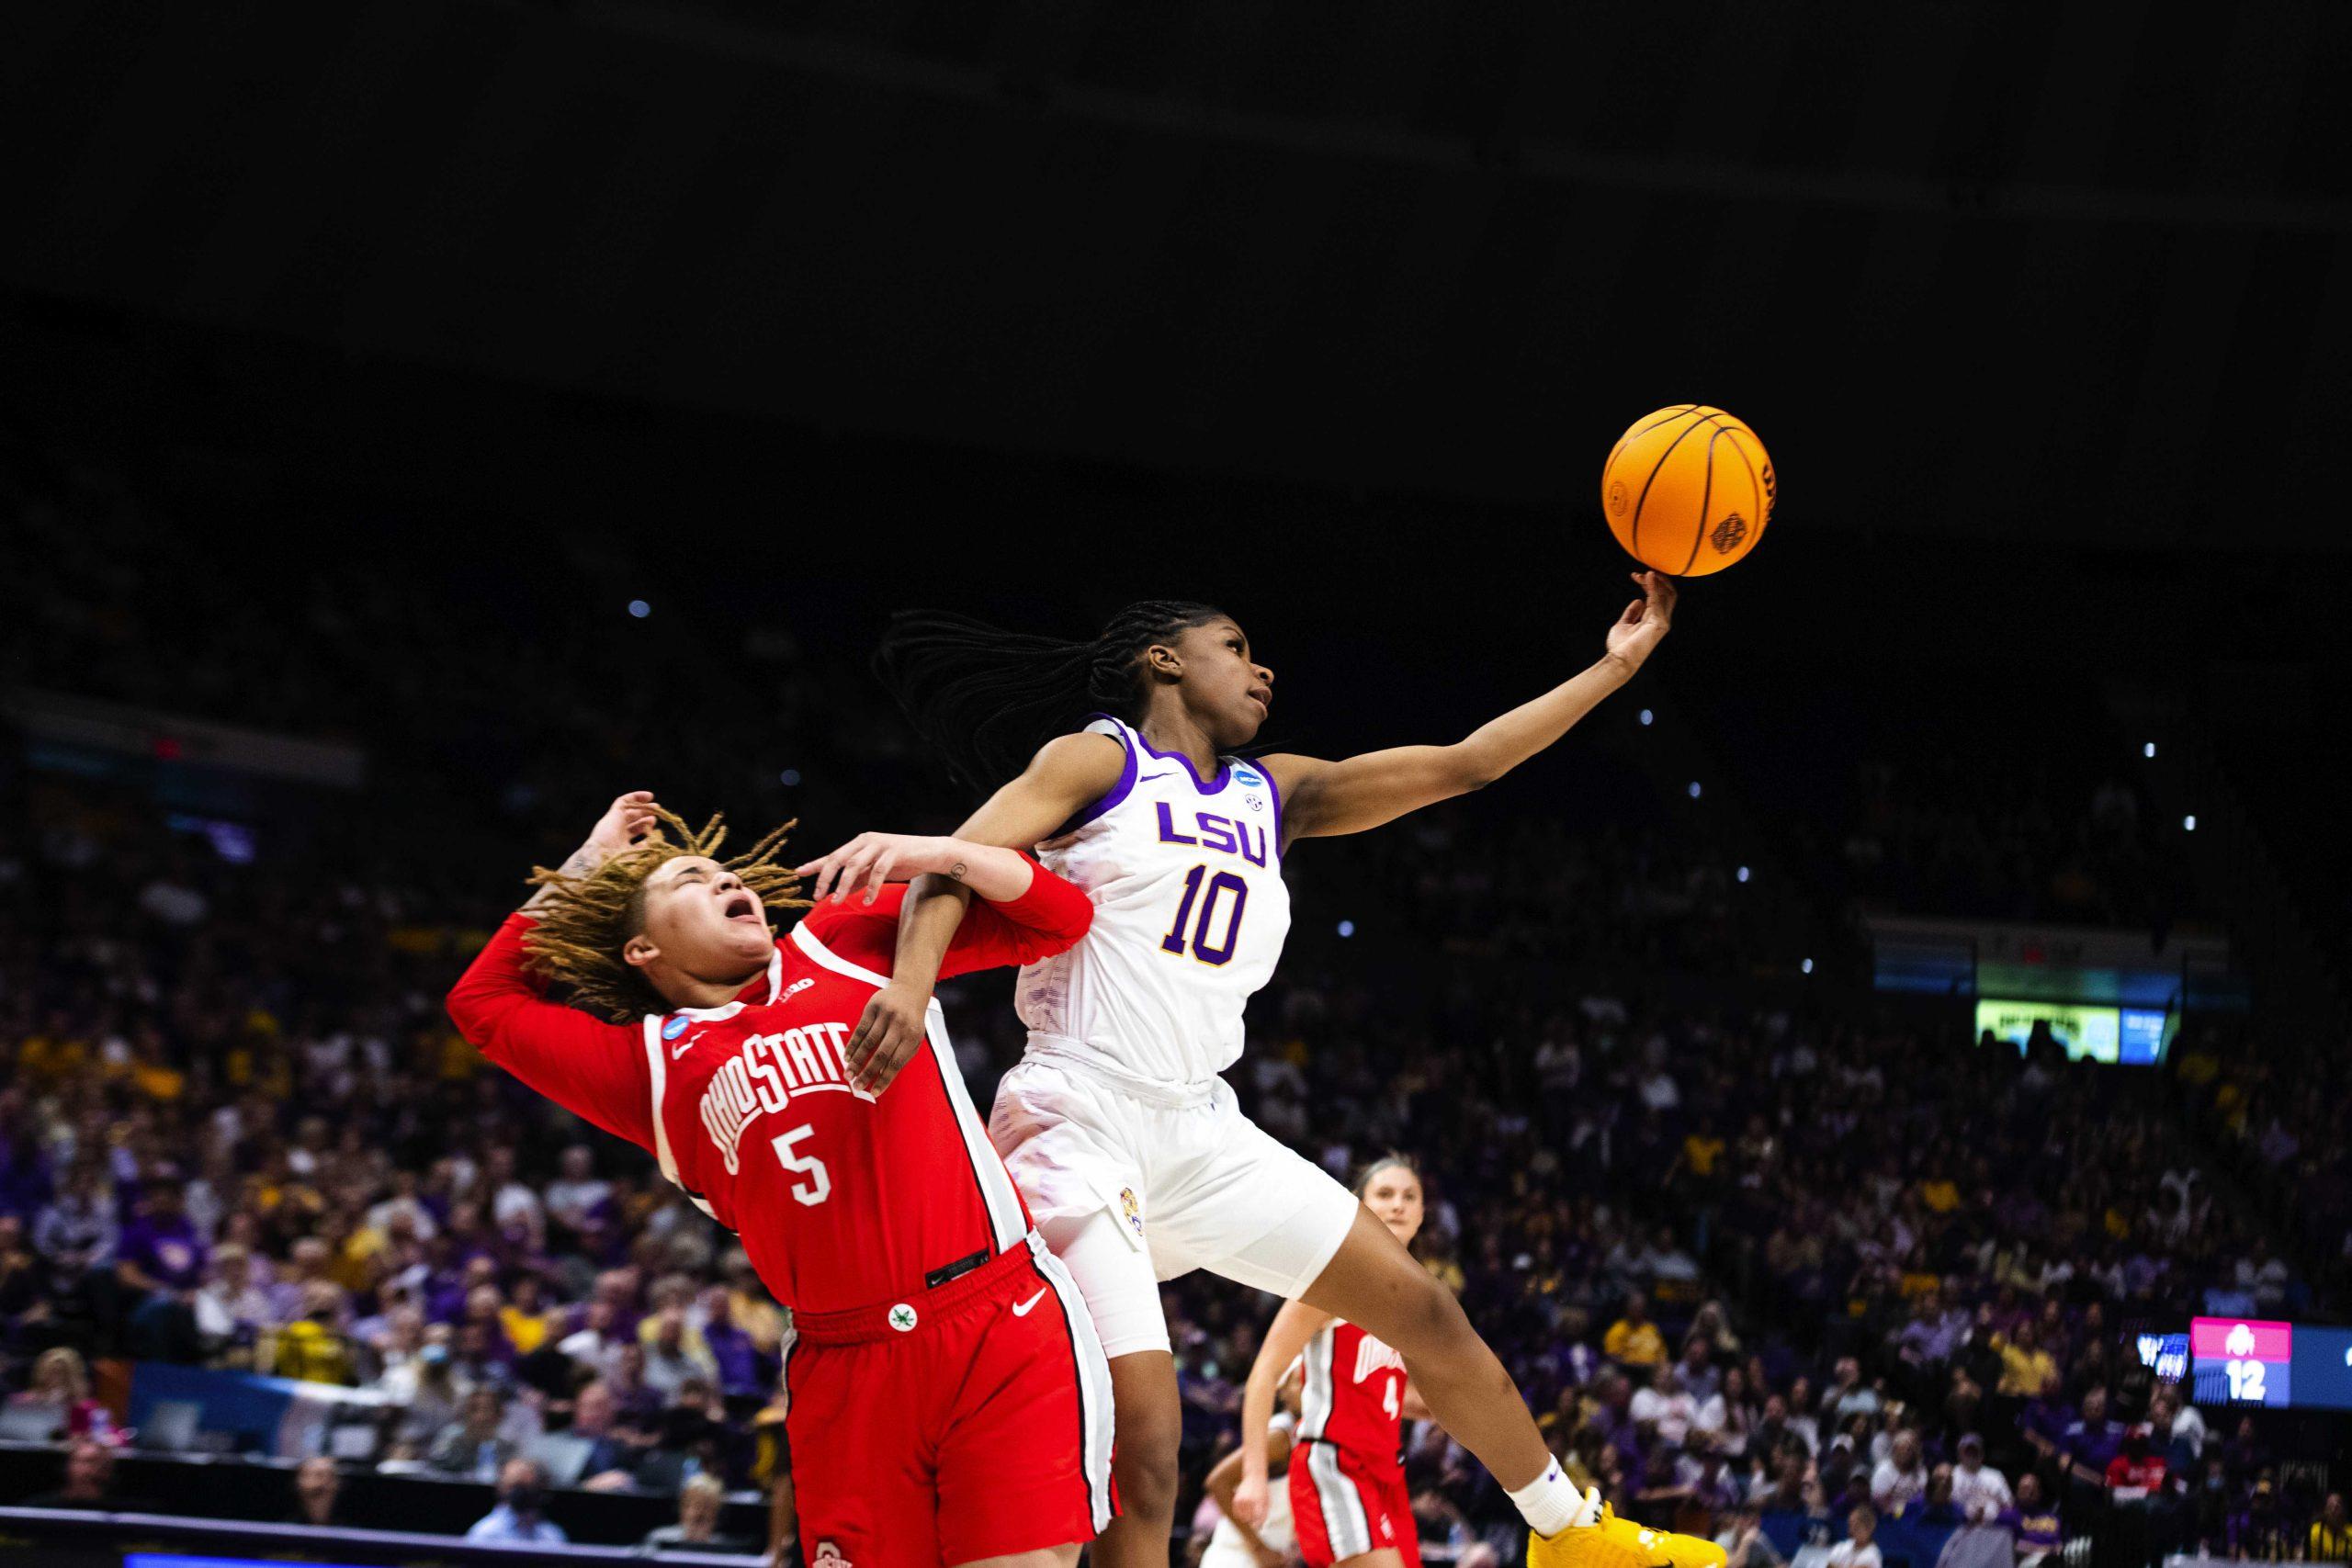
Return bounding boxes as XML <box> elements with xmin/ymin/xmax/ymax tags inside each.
<box><xmin>447</xmin><ymin>867</ymin><xmax>1091</xmax><ymax>1314</ymax></box>
<box><xmin>1298</xmin><ymin>1319</ymin><xmax>1408</xmax><ymax>1471</ymax></box>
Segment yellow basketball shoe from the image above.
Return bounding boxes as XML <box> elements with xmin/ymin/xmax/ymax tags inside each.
<box><xmin>1527</xmin><ymin>1497</ymin><xmax>1728</xmax><ymax>1568</ymax></box>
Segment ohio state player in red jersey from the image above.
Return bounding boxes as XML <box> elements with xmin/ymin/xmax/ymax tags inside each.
<box><xmin>1234</xmin><ymin>1157</ymin><xmax>1433</xmax><ymax>1568</ymax></box>
<box><xmin>446</xmin><ymin>792</ymin><xmax>1113</xmax><ymax>1568</ymax></box>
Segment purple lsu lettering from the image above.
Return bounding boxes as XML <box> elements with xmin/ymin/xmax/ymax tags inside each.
<box><xmin>1155</xmin><ymin>801</ymin><xmax>1269</xmax><ymax>866</ymax></box>
<box><xmin>1353</xmin><ymin>1333</ymin><xmax>1406</xmax><ymax>1383</ymax></box>
<box><xmin>698</xmin><ymin>1023</ymin><xmax>857</xmax><ymax>1174</ymax></box>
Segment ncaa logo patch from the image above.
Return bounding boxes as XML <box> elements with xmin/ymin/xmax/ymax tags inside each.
<box><xmin>662</xmin><ymin>1016</ymin><xmax>690</xmax><ymax>1041</ymax></box>
<box><xmin>813</xmin><ymin>1542</ymin><xmax>851</xmax><ymax>1568</ymax></box>
<box><xmin>1120</xmin><ymin>1187</ymin><xmax>1145</xmax><ymax>1240</ymax></box>
<box><xmin>888</xmin><ymin>1303</ymin><xmax>918</xmax><ymax>1333</ymax></box>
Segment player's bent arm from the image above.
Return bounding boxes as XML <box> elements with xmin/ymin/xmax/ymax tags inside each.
<box><xmin>880</xmin><ymin>733</ymin><xmax>1126</xmax><ymax>1007</ymax></box>
<box><xmin>1236</xmin><ymin>1299</ymin><xmax>1334</xmax><ymax>1519</ymax></box>
<box><xmin>446</xmin><ymin>917</ymin><xmax>659</xmax><ymax>1150</ymax></box>
<box><xmin>844</xmin><ymin>736</ymin><xmax>1125</xmax><ymax>1092</ymax></box>
<box><xmin>1204</xmin><ymin>1432</ymin><xmax>1295</xmax><ymax>1565</ymax></box>
<box><xmin>797</xmin><ymin>833</ymin><xmax>1051</xmax><ymax>907</ymax></box>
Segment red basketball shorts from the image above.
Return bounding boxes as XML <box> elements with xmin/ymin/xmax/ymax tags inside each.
<box><xmin>1289</xmin><ymin>1440</ymin><xmax>1420</xmax><ymax>1568</ymax></box>
<box><xmin>785</xmin><ymin>1235</ymin><xmax>1114</xmax><ymax>1568</ymax></box>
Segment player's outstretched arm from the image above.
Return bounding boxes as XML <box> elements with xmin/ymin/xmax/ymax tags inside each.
<box><xmin>796</xmin><ymin>833</ymin><xmax>1040</xmax><ymax>906</ymax></box>
<box><xmin>839</xmin><ymin>733</ymin><xmax>1127</xmax><ymax>1094</ymax></box>
<box><xmin>1233</xmin><ymin>1298</ymin><xmax>1335</xmax><ymax>1529</ymax></box>
<box><xmin>1264</xmin><ymin>571</ymin><xmax>1676</xmax><ymax>841</ymax></box>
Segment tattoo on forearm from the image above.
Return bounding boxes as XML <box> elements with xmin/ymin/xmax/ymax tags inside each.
<box><xmin>947</xmin><ymin>861</ymin><xmax>967</xmax><ymax>882</ymax></box>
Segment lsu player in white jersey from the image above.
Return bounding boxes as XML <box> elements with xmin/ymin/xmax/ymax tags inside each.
<box><xmin>797</xmin><ymin>581</ymin><xmax>1721</xmax><ymax>1568</ymax></box>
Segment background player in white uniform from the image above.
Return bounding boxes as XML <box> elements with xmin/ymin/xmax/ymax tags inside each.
<box><xmin>1202</xmin><ymin>1382</ymin><xmax>1303</xmax><ymax>1568</ymax></box>
<box><xmin>802</xmin><ymin>583</ymin><xmax>1721</xmax><ymax>1568</ymax></box>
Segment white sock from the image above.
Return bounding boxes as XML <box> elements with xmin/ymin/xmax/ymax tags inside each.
<box><xmin>1508</xmin><ymin>1461</ymin><xmax>1600</xmax><ymax>1537</ymax></box>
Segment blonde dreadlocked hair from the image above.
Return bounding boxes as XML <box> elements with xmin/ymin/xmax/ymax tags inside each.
<box><xmin>521</xmin><ymin>807</ymin><xmax>811</xmax><ymax>1022</ymax></box>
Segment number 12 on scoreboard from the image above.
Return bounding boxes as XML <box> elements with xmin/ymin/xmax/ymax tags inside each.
<box><xmin>2192</xmin><ymin>1318</ymin><xmax>2292</xmax><ymax>1408</ymax></box>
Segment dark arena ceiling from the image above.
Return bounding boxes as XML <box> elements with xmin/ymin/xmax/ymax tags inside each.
<box><xmin>4</xmin><ymin>0</ymin><xmax>2350</xmax><ymax>551</ymax></box>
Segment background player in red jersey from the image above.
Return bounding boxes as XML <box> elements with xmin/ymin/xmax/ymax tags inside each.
<box><xmin>1233</xmin><ymin>1157</ymin><xmax>1434</xmax><ymax>1568</ymax></box>
<box><xmin>446</xmin><ymin>791</ymin><xmax>1114</xmax><ymax>1568</ymax></box>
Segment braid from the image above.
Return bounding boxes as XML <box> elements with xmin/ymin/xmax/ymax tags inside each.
<box><xmin>875</xmin><ymin>600</ymin><xmax>1227</xmax><ymax>794</ymax></box>
<box><xmin>519</xmin><ymin>806</ymin><xmax>810</xmax><ymax>1022</ymax></box>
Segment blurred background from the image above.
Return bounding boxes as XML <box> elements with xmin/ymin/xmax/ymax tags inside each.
<box><xmin>2</xmin><ymin>1</ymin><xmax>2348</xmax><ymax>1566</ymax></box>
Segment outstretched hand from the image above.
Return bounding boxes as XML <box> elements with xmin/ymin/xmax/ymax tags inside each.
<box><xmin>1603</xmin><ymin>570</ymin><xmax>1677</xmax><ymax>672</ymax></box>
<box><xmin>585</xmin><ymin>789</ymin><xmax>662</xmax><ymax>857</ymax></box>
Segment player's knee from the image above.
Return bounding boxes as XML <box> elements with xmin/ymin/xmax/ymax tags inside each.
<box><xmin>1387</xmin><ymin>1265</ymin><xmax>1472</xmax><ymax>1355</ymax></box>
<box><xmin>1110</xmin><ymin>1408</ymin><xmax>1182</xmax><ymax>1517</ymax></box>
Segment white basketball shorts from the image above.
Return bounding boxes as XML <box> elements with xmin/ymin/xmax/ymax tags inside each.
<box><xmin>988</xmin><ymin>1056</ymin><xmax>1362</xmax><ymax>1359</ymax></box>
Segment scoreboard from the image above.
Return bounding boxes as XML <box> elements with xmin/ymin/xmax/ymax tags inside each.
<box><xmin>2190</xmin><ymin>1318</ymin><xmax>2352</xmax><ymax>1411</ymax></box>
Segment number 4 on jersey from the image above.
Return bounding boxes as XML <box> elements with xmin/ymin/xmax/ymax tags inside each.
<box><xmin>1159</xmin><ymin>864</ymin><xmax>1250</xmax><ymax>965</ymax></box>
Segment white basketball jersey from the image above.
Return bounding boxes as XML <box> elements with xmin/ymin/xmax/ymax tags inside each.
<box><xmin>1017</xmin><ymin>716</ymin><xmax>1293</xmax><ymax>1089</ymax></box>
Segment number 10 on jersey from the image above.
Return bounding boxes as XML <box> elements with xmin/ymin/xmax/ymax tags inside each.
<box><xmin>1160</xmin><ymin>865</ymin><xmax>1249</xmax><ymax>966</ymax></box>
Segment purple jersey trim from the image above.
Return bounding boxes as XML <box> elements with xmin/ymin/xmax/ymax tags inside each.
<box><xmin>1132</xmin><ymin>727</ymin><xmax>1234</xmax><ymax>794</ymax></box>
<box><xmin>1059</xmin><ymin>715</ymin><xmax>1138</xmax><ymax>831</ymax></box>
<box><xmin>1250</xmin><ymin>761</ymin><xmax>1286</xmax><ymax>854</ymax></box>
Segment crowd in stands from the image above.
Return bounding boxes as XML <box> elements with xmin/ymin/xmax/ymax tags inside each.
<box><xmin>1</xmin><ymin>452</ymin><xmax>2343</xmax><ymax>1566</ymax></box>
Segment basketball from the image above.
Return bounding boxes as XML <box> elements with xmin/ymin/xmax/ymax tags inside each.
<box><xmin>1601</xmin><ymin>405</ymin><xmax>1775</xmax><ymax>576</ymax></box>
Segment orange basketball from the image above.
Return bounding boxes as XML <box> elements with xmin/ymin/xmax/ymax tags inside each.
<box><xmin>1600</xmin><ymin>405</ymin><xmax>1775</xmax><ymax>576</ymax></box>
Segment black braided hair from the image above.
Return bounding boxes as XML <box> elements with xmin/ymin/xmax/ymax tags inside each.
<box><xmin>874</xmin><ymin>601</ymin><xmax>1228</xmax><ymax>795</ymax></box>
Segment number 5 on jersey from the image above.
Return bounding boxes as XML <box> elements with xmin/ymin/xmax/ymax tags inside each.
<box><xmin>772</xmin><ymin>1123</ymin><xmax>831</xmax><ymax>1206</ymax></box>
<box><xmin>1159</xmin><ymin>864</ymin><xmax>1250</xmax><ymax>965</ymax></box>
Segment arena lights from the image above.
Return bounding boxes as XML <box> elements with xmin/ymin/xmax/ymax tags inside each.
<box><xmin>779</xmin><ymin>769</ymin><xmax>802</xmax><ymax>786</ymax></box>
<box><xmin>1639</xmin><ymin>709</ymin><xmax>1654</xmax><ymax>727</ymax></box>
<box><xmin>1800</xmin><ymin>958</ymin><xmax>1815</xmax><ymax>975</ymax></box>
<box><xmin>1687</xmin><ymin>781</ymin><xmax>1702</xmax><ymax>799</ymax></box>
<box><xmin>2183</xmin><ymin>815</ymin><xmax>2197</xmax><ymax>831</ymax></box>
<box><xmin>2144</xmin><ymin>742</ymin><xmax>2157</xmax><ymax>759</ymax></box>
<box><xmin>628</xmin><ymin>599</ymin><xmax>651</xmax><ymax>618</ymax></box>
<box><xmin>1337</xmin><ymin>919</ymin><xmax>1356</xmax><ymax>938</ymax></box>
<box><xmin>1736</xmin><ymin>866</ymin><xmax>1750</xmax><ymax>884</ymax></box>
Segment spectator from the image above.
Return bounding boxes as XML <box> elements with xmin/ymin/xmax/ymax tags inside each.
<box><xmin>1990</xmin><ymin>1322</ymin><xmax>2059</xmax><ymax>1399</ymax></box>
<box><xmin>2058</xmin><ymin>1386</ymin><xmax>2123</xmax><ymax>1486</ymax></box>
<box><xmin>642</xmin><ymin>1473</ymin><xmax>752</xmax><ymax>1551</ymax></box>
<box><xmin>8</xmin><ymin>1348</ymin><xmax>116</xmax><ymax>1441</ymax></box>
<box><xmin>1717</xmin><ymin>1503</ymin><xmax>1785</xmax><ymax>1568</ymax></box>
<box><xmin>20</xmin><ymin>1438</ymin><xmax>145</xmax><ymax>1511</ymax></box>
<box><xmin>1949</xmin><ymin>1434</ymin><xmax>2012</xmax><ymax>1523</ymax></box>
<box><xmin>1604</xmin><ymin>1293</ymin><xmax>1668</xmax><ymax>1370</ymax></box>
<box><xmin>2103</xmin><ymin>1425</ymin><xmax>2167</xmax><ymax>1502</ymax></box>
<box><xmin>566</xmin><ymin>1377</ymin><xmax>652</xmax><ymax>1489</ymax></box>
<box><xmin>429</xmin><ymin>1386</ymin><xmax>516</xmax><ymax>1482</ymax></box>
<box><xmin>2228</xmin><ymin>1477</ymin><xmax>2293</xmax><ymax>1562</ymax></box>
<box><xmin>2309</xmin><ymin>1493</ymin><xmax>2352</xmax><ymax>1564</ymax></box>
<box><xmin>1630</xmin><ymin>1363</ymin><xmax>1696</xmax><ymax>1449</ymax></box>
<box><xmin>466</xmin><ymin>1458</ymin><xmax>567</xmax><ymax>1545</ymax></box>
<box><xmin>1998</xmin><ymin>1473</ymin><xmax>2062</xmax><ymax>1568</ymax></box>
<box><xmin>268</xmin><ymin>1281</ymin><xmax>356</xmax><ymax>1385</ymax></box>
<box><xmin>1870</xmin><ymin>1430</ymin><xmax>1928</xmax><ymax>1517</ymax></box>
<box><xmin>115</xmin><ymin>1179</ymin><xmax>206</xmax><ymax>1301</ymax></box>
<box><xmin>287</xmin><ymin>1456</ymin><xmax>345</xmax><ymax>1529</ymax></box>
<box><xmin>1826</xmin><ymin>1506</ymin><xmax>1883</xmax><ymax>1568</ymax></box>
<box><xmin>1677</xmin><ymin>1337</ymin><xmax>1722</xmax><ymax>1404</ymax></box>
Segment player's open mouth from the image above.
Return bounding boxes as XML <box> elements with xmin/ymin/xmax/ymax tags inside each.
<box><xmin>724</xmin><ymin>895</ymin><xmax>758</xmax><ymax>922</ymax></box>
